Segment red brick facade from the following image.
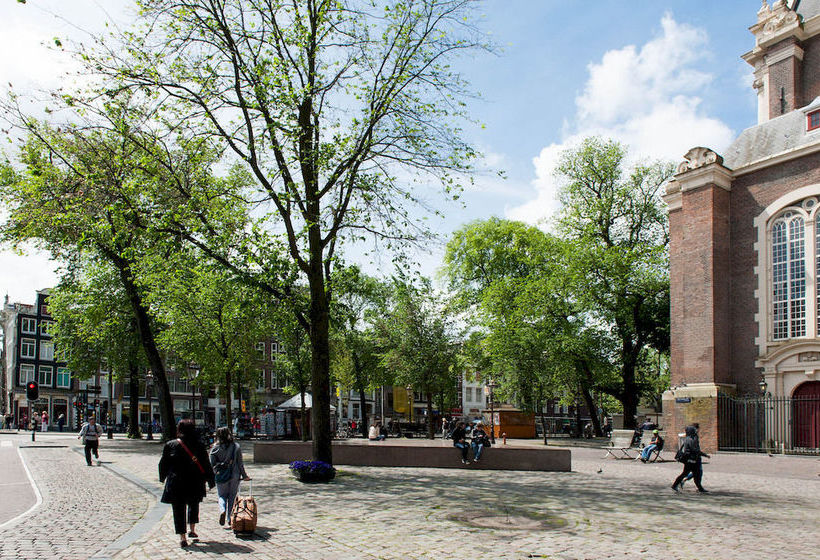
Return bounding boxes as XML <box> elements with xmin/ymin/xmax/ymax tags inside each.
<box><xmin>664</xmin><ymin>2</ymin><xmax>820</xmax><ymax>451</ymax></box>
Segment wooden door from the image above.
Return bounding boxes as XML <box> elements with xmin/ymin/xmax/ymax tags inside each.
<box><xmin>793</xmin><ymin>381</ymin><xmax>820</xmax><ymax>449</ymax></box>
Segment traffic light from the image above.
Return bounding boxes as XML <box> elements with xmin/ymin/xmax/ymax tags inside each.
<box><xmin>26</xmin><ymin>381</ymin><xmax>39</xmax><ymax>401</ymax></box>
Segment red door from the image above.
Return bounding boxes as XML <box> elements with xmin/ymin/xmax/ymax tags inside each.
<box><xmin>793</xmin><ymin>381</ymin><xmax>820</xmax><ymax>449</ymax></box>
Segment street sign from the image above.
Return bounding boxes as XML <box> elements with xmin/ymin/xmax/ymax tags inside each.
<box><xmin>675</xmin><ymin>397</ymin><xmax>692</xmax><ymax>403</ymax></box>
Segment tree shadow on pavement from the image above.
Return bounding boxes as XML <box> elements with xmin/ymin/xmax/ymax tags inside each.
<box><xmin>189</xmin><ymin>540</ymin><xmax>254</xmax><ymax>553</ymax></box>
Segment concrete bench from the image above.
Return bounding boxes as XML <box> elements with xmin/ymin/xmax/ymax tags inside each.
<box><xmin>254</xmin><ymin>440</ymin><xmax>571</xmax><ymax>472</ymax></box>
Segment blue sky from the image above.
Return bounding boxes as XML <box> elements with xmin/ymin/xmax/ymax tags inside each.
<box><xmin>0</xmin><ymin>1</ymin><xmax>768</xmax><ymax>301</ymax></box>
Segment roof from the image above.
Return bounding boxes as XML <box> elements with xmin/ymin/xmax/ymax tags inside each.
<box><xmin>723</xmin><ymin>98</ymin><xmax>820</xmax><ymax>170</ymax></box>
<box><xmin>794</xmin><ymin>0</ymin><xmax>820</xmax><ymax>20</ymax></box>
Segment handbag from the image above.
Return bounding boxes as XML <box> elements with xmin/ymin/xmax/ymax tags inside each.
<box><xmin>214</xmin><ymin>443</ymin><xmax>236</xmax><ymax>483</ymax></box>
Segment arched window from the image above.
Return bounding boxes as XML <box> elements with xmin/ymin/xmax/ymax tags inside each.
<box><xmin>772</xmin><ymin>213</ymin><xmax>805</xmax><ymax>339</ymax></box>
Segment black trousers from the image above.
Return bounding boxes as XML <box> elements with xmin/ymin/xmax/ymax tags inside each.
<box><xmin>84</xmin><ymin>440</ymin><xmax>99</xmax><ymax>465</ymax></box>
<box><xmin>673</xmin><ymin>461</ymin><xmax>704</xmax><ymax>490</ymax></box>
<box><xmin>171</xmin><ymin>501</ymin><xmax>200</xmax><ymax>535</ymax></box>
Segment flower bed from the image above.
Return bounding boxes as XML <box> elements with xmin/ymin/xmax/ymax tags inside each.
<box><xmin>289</xmin><ymin>460</ymin><xmax>336</xmax><ymax>483</ymax></box>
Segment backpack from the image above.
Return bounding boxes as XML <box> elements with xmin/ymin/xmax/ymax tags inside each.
<box><xmin>214</xmin><ymin>443</ymin><xmax>236</xmax><ymax>484</ymax></box>
<box><xmin>674</xmin><ymin>443</ymin><xmax>688</xmax><ymax>463</ymax></box>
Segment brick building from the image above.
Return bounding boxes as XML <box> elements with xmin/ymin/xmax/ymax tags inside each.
<box><xmin>663</xmin><ymin>0</ymin><xmax>820</xmax><ymax>451</ymax></box>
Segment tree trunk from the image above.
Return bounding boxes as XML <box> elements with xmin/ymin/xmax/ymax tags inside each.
<box><xmin>574</xmin><ymin>394</ymin><xmax>583</xmax><ymax>438</ymax></box>
<box><xmin>581</xmin><ymin>385</ymin><xmax>603</xmax><ymax>437</ymax></box>
<box><xmin>307</xmin><ymin>259</ymin><xmax>333</xmax><ymax>464</ymax></box>
<box><xmin>357</xmin><ymin>386</ymin><xmax>368</xmax><ymax>437</ymax></box>
<box><xmin>426</xmin><ymin>392</ymin><xmax>435</xmax><ymax>439</ymax></box>
<box><xmin>300</xmin><ymin>390</ymin><xmax>308</xmax><ymax>442</ymax></box>
<box><xmin>225</xmin><ymin>368</ymin><xmax>232</xmax><ymax>431</ymax></box>
<box><xmin>621</xmin><ymin>358</ymin><xmax>639</xmax><ymax>430</ymax></box>
<box><xmin>127</xmin><ymin>362</ymin><xmax>141</xmax><ymax>438</ymax></box>
<box><xmin>114</xmin><ymin>257</ymin><xmax>175</xmax><ymax>441</ymax></box>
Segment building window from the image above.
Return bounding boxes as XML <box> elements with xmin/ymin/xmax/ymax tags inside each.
<box><xmin>57</xmin><ymin>367</ymin><xmax>71</xmax><ymax>388</ymax></box>
<box><xmin>21</xmin><ymin>317</ymin><xmax>36</xmax><ymax>334</ymax></box>
<box><xmin>21</xmin><ymin>338</ymin><xmax>36</xmax><ymax>359</ymax></box>
<box><xmin>271</xmin><ymin>342</ymin><xmax>280</xmax><ymax>355</ymax></box>
<box><xmin>772</xmin><ymin>214</ymin><xmax>806</xmax><ymax>339</ymax></box>
<box><xmin>39</xmin><ymin>366</ymin><xmax>53</xmax><ymax>387</ymax></box>
<box><xmin>808</xmin><ymin>110</ymin><xmax>820</xmax><ymax>131</ymax></box>
<box><xmin>19</xmin><ymin>364</ymin><xmax>35</xmax><ymax>385</ymax></box>
<box><xmin>39</xmin><ymin>341</ymin><xmax>55</xmax><ymax>361</ymax></box>
<box><xmin>40</xmin><ymin>304</ymin><xmax>49</xmax><ymax>316</ymax></box>
<box><xmin>39</xmin><ymin>320</ymin><xmax>54</xmax><ymax>336</ymax></box>
<box><xmin>256</xmin><ymin>341</ymin><xmax>265</xmax><ymax>358</ymax></box>
<box><xmin>465</xmin><ymin>387</ymin><xmax>473</xmax><ymax>401</ymax></box>
<box><xmin>271</xmin><ymin>372</ymin><xmax>279</xmax><ymax>389</ymax></box>
<box><xmin>257</xmin><ymin>369</ymin><xmax>266</xmax><ymax>391</ymax></box>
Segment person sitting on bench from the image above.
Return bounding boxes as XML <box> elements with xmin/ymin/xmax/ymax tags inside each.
<box><xmin>640</xmin><ymin>429</ymin><xmax>664</xmax><ymax>462</ymax></box>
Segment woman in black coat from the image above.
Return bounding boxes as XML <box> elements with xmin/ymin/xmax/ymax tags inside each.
<box><xmin>159</xmin><ymin>419</ymin><xmax>215</xmax><ymax>547</ymax></box>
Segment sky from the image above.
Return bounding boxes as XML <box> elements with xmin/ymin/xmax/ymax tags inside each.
<box><xmin>0</xmin><ymin>0</ymin><xmax>767</xmax><ymax>304</ymax></box>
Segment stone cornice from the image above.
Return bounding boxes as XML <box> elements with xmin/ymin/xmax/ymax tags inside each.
<box><xmin>673</xmin><ymin>148</ymin><xmax>733</xmax><ymax>193</ymax></box>
<box><xmin>662</xmin><ymin>179</ymin><xmax>682</xmax><ymax>211</ymax></box>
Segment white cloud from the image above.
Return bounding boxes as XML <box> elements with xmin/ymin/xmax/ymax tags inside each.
<box><xmin>509</xmin><ymin>14</ymin><xmax>735</xmax><ymax>226</ymax></box>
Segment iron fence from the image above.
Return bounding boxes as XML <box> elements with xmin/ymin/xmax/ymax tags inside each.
<box><xmin>717</xmin><ymin>393</ymin><xmax>820</xmax><ymax>455</ymax></box>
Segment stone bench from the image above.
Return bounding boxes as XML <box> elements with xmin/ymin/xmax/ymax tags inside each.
<box><xmin>254</xmin><ymin>440</ymin><xmax>571</xmax><ymax>472</ymax></box>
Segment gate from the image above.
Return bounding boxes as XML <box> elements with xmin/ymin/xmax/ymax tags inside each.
<box><xmin>717</xmin><ymin>392</ymin><xmax>820</xmax><ymax>455</ymax></box>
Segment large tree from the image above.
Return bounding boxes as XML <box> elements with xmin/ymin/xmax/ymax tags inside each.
<box><xmin>146</xmin><ymin>255</ymin><xmax>276</xmax><ymax>431</ymax></box>
<box><xmin>0</xmin><ymin>123</ymin><xmax>205</xmax><ymax>441</ymax></box>
<box><xmin>376</xmin><ymin>276</ymin><xmax>460</xmax><ymax>439</ymax></box>
<box><xmin>48</xmin><ymin>259</ymin><xmax>147</xmax><ymax>438</ymax></box>
<box><xmin>83</xmin><ymin>0</ymin><xmax>487</xmax><ymax>462</ymax></box>
<box><xmin>554</xmin><ymin>137</ymin><xmax>672</xmax><ymax>429</ymax></box>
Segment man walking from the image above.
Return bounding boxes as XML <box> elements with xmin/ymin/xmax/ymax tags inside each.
<box><xmin>78</xmin><ymin>416</ymin><xmax>103</xmax><ymax>466</ymax></box>
<box><xmin>672</xmin><ymin>425</ymin><xmax>710</xmax><ymax>493</ymax></box>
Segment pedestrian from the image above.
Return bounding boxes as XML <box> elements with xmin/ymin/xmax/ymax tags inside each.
<box><xmin>78</xmin><ymin>415</ymin><xmax>104</xmax><ymax>466</ymax></box>
<box><xmin>680</xmin><ymin>423</ymin><xmax>700</xmax><ymax>488</ymax></box>
<box><xmin>209</xmin><ymin>426</ymin><xmax>250</xmax><ymax>528</ymax></box>
<box><xmin>41</xmin><ymin>411</ymin><xmax>49</xmax><ymax>432</ymax></box>
<box><xmin>672</xmin><ymin>425</ymin><xmax>710</xmax><ymax>493</ymax></box>
<box><xmin>31</xmin><ymin>412</ymin><xmax>40</xmax><ymax>432</ymax></box>
<box><xmin>4</xmin><ymin>413</ymin><xmax>11</xmax><ymax>430</ymax></box>
<box><xmin>471</xmin><ymin>422</ymin><xmax>490</xmax><ymax>463</ymax></box>
<box><xmin>159</xmin><ymin>419</ymin><xmax>215</xmax><ymax>548</ymax></box>
<box><xmin>451</xmin><ymin>421</ymin><xmax>470</xmax><ymax>464</ymax></box>
<box><xmin>57</xmin><ymin>413</ymin><xmax>66</xmax><ymax>432</ymax></box>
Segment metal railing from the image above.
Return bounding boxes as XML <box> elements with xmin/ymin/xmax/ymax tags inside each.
<box><xmin>717</xmin><ymin>393</ymin><xmax>820</xmax><ymax>455</ymax></box>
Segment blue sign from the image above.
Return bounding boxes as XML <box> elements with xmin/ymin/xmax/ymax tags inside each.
<box><xmin>675</xmin><ymin>397</ymin><xmax>692</xmax><ymax>403</ymax></box>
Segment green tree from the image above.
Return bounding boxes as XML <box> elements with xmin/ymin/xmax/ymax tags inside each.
<box><xmin>376</xmin><ymin>276</ymin><xmax>460</xmax><ymax>439</ymax></box>
<box><xmin>554</xmin><ymin>137</ymin><xmax>672</xmax><ymax>429</ymax></box>
<box><xmin>443</xmin><ymin>217</ymin><xmax>614</xmax><ymax>436</ymax></box>
<box><xmin>48</xmin><ymin>259</ymin><xmax>147</xmax><ymax>438</ymax></box>
<box><xmin>0</xmin><ymin>123</ymin><xmax>195</xmax><ymax>441</ymax></box>
<box><xmin>88</xmin><ymin>0</ymin><xmax>487</xmax><ymax>463</ymax></box>
<box><xmin>146</xmin><ymin>255</ymin><xmax>275</xmax><ymax>431</ymax></box>
<box><xmin>330</xmin><ymin>267</ymin><xmax>390</xmax><ymax>435</ymax></box>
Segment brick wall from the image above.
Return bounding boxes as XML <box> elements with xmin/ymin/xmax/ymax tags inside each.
<box><xmin>729</xmin><ymin>151</ymin><xmax>820</xmax><ymax>394</ymax></box>
<box><xmin>800</xmin><ymin>34</ymin><xmax>820</xmax><ymax>107</ymax></box>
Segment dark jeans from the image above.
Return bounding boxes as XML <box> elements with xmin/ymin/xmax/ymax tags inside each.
<box><xmin>84</xmin><ymin>440</ymin><xmax>99</xmax><ymax>465</ymax></box>
<box><xmin>454</xmin><ymin>441</ymin><xmax>469</xmax><ymax>461</ymax></box>
<box><xmin>673</xmin><ymin>461</ymin><xmax>704</xmax><ymax>490</ymax></box>
<box><xmin>171</xmin><ymin>501</ymin><xmax>200</xmax><ymax>535</ymax></box>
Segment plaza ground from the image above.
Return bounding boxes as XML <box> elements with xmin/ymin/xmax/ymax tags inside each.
<box><xmin>0</xmin><ymin>431</ymin><xmax>818</xmax><ymax>560</ymax></box>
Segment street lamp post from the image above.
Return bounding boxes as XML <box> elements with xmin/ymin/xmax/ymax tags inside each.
<box><xmin>145</xmin><ymin>371</ymin><xmax>154</xmax><ymax>440</ymax></box>
<box><xmin>487</xmin><ymin>379</ymin><xmax>497</xmax><ymax>444</ymax></box>
<box><xmin>107</xmin><ymin>370</ymin><xmax>114</xmax><ymax>439</ymax></box>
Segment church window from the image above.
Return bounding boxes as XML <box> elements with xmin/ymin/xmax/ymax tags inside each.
<box><xmin>772</xmin><ymin>214</ymin><xmax>806</xmax><ymax>339</ymax></box>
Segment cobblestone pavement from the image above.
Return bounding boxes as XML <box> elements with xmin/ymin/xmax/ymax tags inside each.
<box><xmin>0</xmin><ymin>435</ymin><xmax>152</xmax><ymax>560</ymax></box>
<box><xmin>4</xmin><ymin>433</ymin><xmax>820</xmax><ymax>559</ymax></box>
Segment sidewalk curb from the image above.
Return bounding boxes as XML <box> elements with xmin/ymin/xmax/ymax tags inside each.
<box><xmin>70</xmin><ymin>446</ymin><xmax>167</xmax><ymax>560</ymax></box>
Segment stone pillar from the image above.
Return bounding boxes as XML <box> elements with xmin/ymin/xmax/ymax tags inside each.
<box><xmin>662</xmin><ymin>147</ymin><xmax>736</xmax><ymax>452</ymax></box>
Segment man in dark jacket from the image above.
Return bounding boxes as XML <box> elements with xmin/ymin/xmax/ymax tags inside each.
<box><xmin>672</xmin><ymin>425</ymin><xmax>710</xmax><ymax>493</ymax></box>
<box><xmin>451</xmin><ymin>421</ymin><xmax>470</xmax><ymax>464</ymax></box>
